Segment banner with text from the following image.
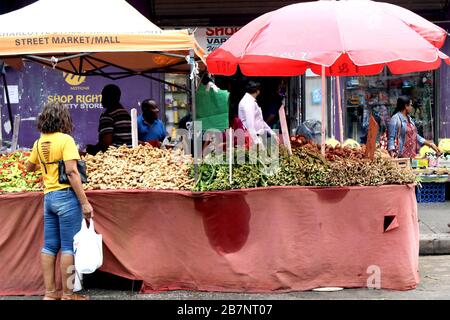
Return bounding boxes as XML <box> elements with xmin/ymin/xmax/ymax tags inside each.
<box><xmin>195</xmin><ymin>27</ymin><xmax>241</xmax><ymax>54</ymax></box>
<box><xmin>0</xmin><ymin>62</ymin><xmax>162</xmax><ymax>150</ymax></box>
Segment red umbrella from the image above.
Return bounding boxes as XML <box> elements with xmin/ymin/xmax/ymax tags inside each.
<box><xmin>207</xmin><ymin>0</ymin><xmax>449</xmax><ymax>76</ymax></box>
<box><xmin>206</xmin><ymin>0</ymin><xmax>449</xmax><ymax>154</ymax></box>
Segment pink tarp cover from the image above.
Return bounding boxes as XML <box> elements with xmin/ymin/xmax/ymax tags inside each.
<box><xmin>0</xmin><ymin>185</ymin><xmax>419</xmax><ymax>295</ymax></box>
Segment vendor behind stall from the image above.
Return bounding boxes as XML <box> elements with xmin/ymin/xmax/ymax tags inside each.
<box><xmin>388</xmin><ymin>96</ymin><xmax>440</xmax><ymax>158</ymax></box>
<box><xmin>238</xmin><ymin>81</ymin><xmax>278</xmax><ymax>145</ymax></box>
<box><xmin>86</xmin><ymin>84</ymin><xmax>132</xmax><ymax>155</ymax></box>
<box><xmin>138</xmin><ymin>99</ymin><xmax>167</xmax><ymax>147</ymax></box>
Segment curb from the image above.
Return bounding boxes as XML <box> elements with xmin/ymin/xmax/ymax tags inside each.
<box><xmin>420</xmin><ymin>233</ymin><xmax>450</xmax><ymax>255</ymax></box>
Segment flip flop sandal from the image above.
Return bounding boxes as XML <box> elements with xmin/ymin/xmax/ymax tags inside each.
<box><xmin>43</xmin><ymin>290</ymin><xmax>61</xmax><ymax>300</ymax></box>
<box><xmin>61</xmin><ymin>293</ymin><xmax>89</xmax><ymax>300</ymax></box>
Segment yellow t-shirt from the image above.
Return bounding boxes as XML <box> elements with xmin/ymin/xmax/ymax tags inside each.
<box><xmin>28</xmin><ymin>132</ymin><xmax>80</xmax><ymax>194</ymax></box>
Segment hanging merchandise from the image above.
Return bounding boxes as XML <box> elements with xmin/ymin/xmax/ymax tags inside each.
<box><xmin>195</xmin><ymin>83</ymin><xmax>229</xmax><ymax>131</ymax></box>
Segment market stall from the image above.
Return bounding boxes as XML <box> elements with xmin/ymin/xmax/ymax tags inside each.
<box><xmin>0</xmin><ymin>140</ymin><xmax>420</xmax><ymax>295</ymax></box>
<box><xmin>0</xmin><ymin>0</ymin><xmax>443</xmax><ymax>296</ymax></box>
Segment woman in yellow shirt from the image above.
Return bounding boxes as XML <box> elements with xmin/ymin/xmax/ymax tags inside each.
<box><xmin>26</xmin><ymin>102</ymin><xmax>93</xmax><ymax>300</ymax></box>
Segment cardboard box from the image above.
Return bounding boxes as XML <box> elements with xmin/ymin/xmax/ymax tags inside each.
<box><xmin>393</xmin><ymin>158</ymin><xmax>411</xmax><ymax>169</ymax></box>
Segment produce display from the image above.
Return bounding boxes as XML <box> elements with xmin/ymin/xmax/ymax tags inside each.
<box><xmin>192</xmin><ymin>136</ymin><xmax>416</xmax><ymax>191</ymax></box>
<box><xmin>0</xmin><ymin>151</ymin><xmax>43</xmax><ymax>193</ymax></box>
<box><xmin>83</xmin><ymin>145</ymin><xmax>194</xmax><ymax>190</ymax></box>
<box><xmin>0</xmin><ymin>137</ymin><xmax>416</xmax><ymax>194</ymax></box>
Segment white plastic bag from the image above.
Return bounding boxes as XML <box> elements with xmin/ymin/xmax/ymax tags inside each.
<box><xmin>73</xmin><ymin>271</ymin><xmax>83</xmax><ymax>292</ymax></box>
<box><xmin>73</xmin><ymin>218</ymin><xmax>103</xmax><ymax>275</ymax></box>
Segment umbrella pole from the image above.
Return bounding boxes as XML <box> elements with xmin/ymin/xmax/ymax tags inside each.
<box><xmin>321</xmin><ymin>66</ymin><xmax>326</xmax><ymax>156</ymax></box>
<box><xmin>229</xmin><ymin>127</ymin><xmax>233</xmax><ymax>184</ymax></box>
<box><xmin>336</xmin><ymin>76</ymin><xmax>344</xmax><ymax>145</ymax></box>
<box><xmin>189</xmin><ymin>49</ymin><xmax>198</xmax><ymax>180</ymax></box>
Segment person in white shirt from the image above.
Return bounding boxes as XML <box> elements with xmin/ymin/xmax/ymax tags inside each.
<box><xmin>238</xmin><ymin>81</ymin><xmax>278</xmax><ymax>145</ymax></box>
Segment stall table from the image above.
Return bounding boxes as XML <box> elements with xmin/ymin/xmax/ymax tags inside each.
<box><xmin>0</xmin><ymin>184</ymin><xmax>419</xmax><ymax>295</ymax></box>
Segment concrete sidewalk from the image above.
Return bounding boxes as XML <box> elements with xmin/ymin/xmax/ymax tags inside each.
<box><xmin>419</xmin><ymin>202</ymin><xmax>450</xmax><ymax>255</ymax></box>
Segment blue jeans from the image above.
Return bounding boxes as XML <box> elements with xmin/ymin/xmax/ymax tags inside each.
<box><xmin>42</xmin><ymin>188</ymin><xmax>82</xmax><ymax>256</ymax></box>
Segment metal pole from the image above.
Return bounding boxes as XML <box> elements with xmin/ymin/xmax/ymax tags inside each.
<box><xmin>229</xmin><ymin>127</ymin><xmax>233</xmax><ymax>184</ymax></box>
<box><xmin>321</xmin><ymin>65</ymin><xmax>326</xmax><ymax>156</ymax></box>
<box><xmin>189</xmin><ymin>49</ymin><xmax>198</xmax><ymax>180</ymax></box>
<box><xmin>11</xmin><ymin>114</ymin><xmax>20</xmax><ymax>151</ymax></box>
<box><xmin>1</xmin><ymin>68</ymin><xmax>13</xmax><ymax>133</ymax></box>
<box><xmin>131</xmin><ymin>108</ymin><xmax>138</xmax><ymax>148</ymax></box>
<box><xmin>336</xmin><ymin>76</ymin><xmax>344</xmax><ymax>144</ymax></box>
<box><xmin>0</xmin><ymin>103</ymin><xmax>3</xmax><ymax>150</ymax></box>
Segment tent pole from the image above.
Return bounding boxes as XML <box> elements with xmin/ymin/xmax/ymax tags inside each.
<box><xmin>151</xmin><ymin>52</ymin><xmax>186</xmax><ymax>59</ymax></box>
<box><xmin>25</xmin><ymin>53</ymin><xmax>90</xmax><ymax>64</ymax></box>
<box><xmin>229</xmin><ymin>127</ymin><xmax>233</xmax><ymax>184</ymax></box>
<box><xmin>189</xmin><ymin>49</ymin><xmax>198</xmax><ymax>180</ymax></box>
<box><xmin>321</xmin><ymin>66</ymin><xmax>326</xmax><ymax>156</ymax></box>
<box><xmin>1</xmin><ymin>65</ymin><xmax>13</xmax><ymax>133</ymax></box>
<box><xmin>336</xmin><ymin>76</ymin><xmax>344</xmax><ymax>144</ymax></box>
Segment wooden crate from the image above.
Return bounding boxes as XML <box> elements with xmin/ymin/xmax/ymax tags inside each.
<box><xmin>391</xmin><ymin>158</ymin><xmax>411</xmax><ymax>169</ymax></box>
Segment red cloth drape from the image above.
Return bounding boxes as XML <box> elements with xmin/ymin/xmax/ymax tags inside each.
<box><xmin>0</xmin><ymin>185</ymin><xmax>419</xmax><ymax>295</ymax></box>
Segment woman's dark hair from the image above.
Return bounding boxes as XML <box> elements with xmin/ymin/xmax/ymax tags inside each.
<box><xmin>37</xmin><ymin>101</ymin><xmax>73</xmax><ymax>134</ymax></box>
<box><xmin>246</xmin><ymin>81</ymin><xmax>261</xmax><ymax>94</ymax></box>
<box><xmin>393</xmin><ymin>95</ymin><xmax>412</xmax><ymax>115</ymax></box>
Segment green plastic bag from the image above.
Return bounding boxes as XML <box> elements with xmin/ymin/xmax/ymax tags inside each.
<box><xmin>195</xmin><ymin>84</ymin><xmax>229</xmax><ymax>131</ymax></box>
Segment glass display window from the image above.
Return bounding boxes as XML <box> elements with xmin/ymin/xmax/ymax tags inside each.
<box><xmin>164</xmin><ymin>74</ymin><xmax>190</xmax><ymax>137</ymax></box>
<box><xmin>343</xmin><ymin>70</ymin><xmax>435</xmax><ymax>144</ymax></box>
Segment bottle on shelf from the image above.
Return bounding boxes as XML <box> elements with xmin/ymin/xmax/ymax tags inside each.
<box><xmin>173</xmin><ymin>100</ymin><xmax>179</xmax><ymax>124</ymax></box>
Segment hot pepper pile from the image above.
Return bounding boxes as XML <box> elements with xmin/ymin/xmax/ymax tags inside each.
<box><xmin>0</xmin><ymin>151</ymin><xmax>43</xmax><ymax>193</ymax></box>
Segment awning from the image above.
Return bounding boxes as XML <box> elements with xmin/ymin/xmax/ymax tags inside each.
<box><xmin>0</xmin><ymin>0</ymin><xmax>205</xmax><ymax>78</ymax></box>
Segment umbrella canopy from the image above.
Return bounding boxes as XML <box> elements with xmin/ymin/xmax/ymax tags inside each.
<box><xmin>207</xmin><ymin>0</ymin><xmax>449</xmax><ymax>76</ymax></box>
<box><xmin>0</xmin><ymin>0</ymin><xmax>205</xmax><ymax>78</ymax></box>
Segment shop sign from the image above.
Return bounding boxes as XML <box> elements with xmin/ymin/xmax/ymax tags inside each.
<box><xmin>1</xmin><ymin>62</ymin><xmax>159</xmax><ymax>150</ymax></box>
<box><xmin>195</xmin><ymin>27</ymin><xmax>241</xmax><ymax>54</ymax></box>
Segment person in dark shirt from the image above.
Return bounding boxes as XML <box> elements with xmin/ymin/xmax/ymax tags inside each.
<box><xmin>178</xmin><ymin>112</ymin><xmax>192</xmax><ymax>131</ymax></box>
<box><xmin>86</xmin><ymin>84</ymin><xmax>132</xmax><ymax>155</ymax></box>
<box><xmin>260</xmin><ymin>78</ymin><xmax>284</xmax><ymax>129</ymax></box>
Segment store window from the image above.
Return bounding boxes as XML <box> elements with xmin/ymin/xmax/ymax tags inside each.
<box><xmin>302</xmin><ymin>70</ymin><xmax>326</xmax><ymax>143</ymax></box>
<box><xmin>164</xmin><ymin>74</ymin><xmax>190</xmax><ymax>137</ymax></box>
<box><xmin>343</xmin><ymin>70</ymin><xmax>435</xmax><ymax>144</ymax></box>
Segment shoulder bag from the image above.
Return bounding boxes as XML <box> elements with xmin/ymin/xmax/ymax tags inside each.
<box><xmin>36</xmin><ymin>138</ymin><xmax>88</xmax><ymax>184</ymax></box>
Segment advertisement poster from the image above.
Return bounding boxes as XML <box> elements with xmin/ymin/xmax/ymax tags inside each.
<box><xmin>195</xmin><ymin>27</ymin><xmax>241</xmax><ymax>54</ymax></box>
<box><xmin>0</xmin><ymin>62</ymin><xmax>162</xmax><ymax>150</ymax></box>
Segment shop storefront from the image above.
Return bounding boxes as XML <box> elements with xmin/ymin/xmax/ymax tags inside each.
<box><xmin>338</xmin><ymin>21</ymin><xmax>449</xmax><ymax>144</ymax></box>
<box><xmin>342</xmin><ymin>70</ymin><xmax>436</xmax><ymax>144</ymax></box>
